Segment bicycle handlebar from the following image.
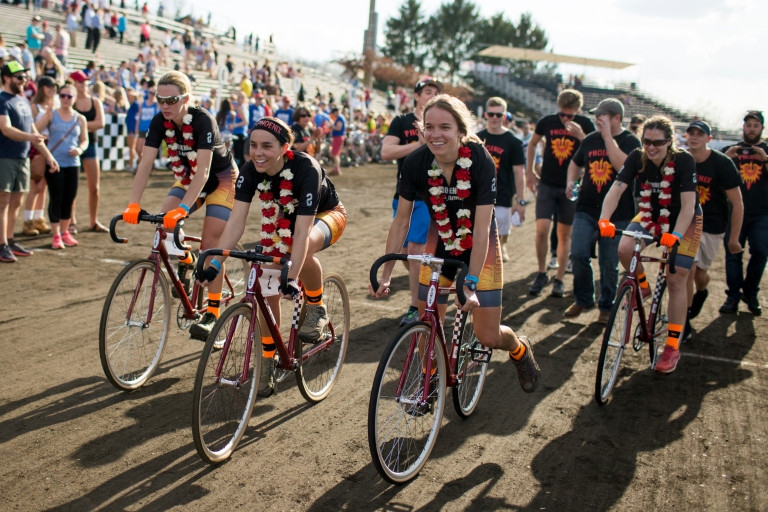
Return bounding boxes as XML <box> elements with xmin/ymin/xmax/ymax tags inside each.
<box><xmin>109</xmin><ymin>211</ymin><xmax>164</xmax><ymax>244</ymax></box>
<box><xmin>591</xmin><ymin>228</ymin><xmax>678</xmax><ymax>274</ymax></box>
<box><xmin>197</xmin><ymin>247</ymin><xmax>292</xmax><ymax>294</ymax></box>
<box><xmin>370</xmin><ymin>253</ymin><xmax>468</xmax><ymax>306</ymax></box>
<box><xmin>173</xmin><ymin>220</ymin><xmax>190</xmax><ymax>252</ymax></box>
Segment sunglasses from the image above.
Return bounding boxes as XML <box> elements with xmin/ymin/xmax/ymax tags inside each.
<box><xmin>629</xmin><ymin>125</ymin><xmax>640</xmax><ymax>131</ymax></box>
<box><xmin>558</xmin><ymin>112</ymin><xmax>574</xmax><ymax>120</ymax></box>
<box><xmin>148</xmin><ymin>90</ymin><xmax>156</xmax><ymax>96</ymax></box>
<box><xmin>59</xmin><ymin>93</ymin><xmax>73</xmax><ymax>99</ymax></box>
<box><xmin>486</xmin><ymin>112</ymin><xmax>504</xmax><ymax>118</ymax></box>
<box><xmin>642</xmin><ymin>138</ymin><xmax>670</xmax><ymax>147</ymax></box>
<box><xmin>13</xmin><ymin>74</ymin><xmax>28</xmax><ymax>81</ymax></box>
<box><xmin>299</xmin><ymin>113</ymin><xmax>310</xmax><ymax>118</ymax></box>
<box><xmin>156</xmin><ymin>93</ymin><xmax>188</xmax><ymax>105</ymax></box>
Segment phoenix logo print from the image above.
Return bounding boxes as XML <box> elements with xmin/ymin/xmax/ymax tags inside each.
<box><xmin>588</xmin><ymin>159</ymin><xmax>613</xmax><ymax>192</ymax></box>
<box><xmin>697</xmin><ymin>185</ymin><xmax>711</xmax><ymax>205</ymax></box>
<box><xmin>740</xmin><ymin>162</ymin><xmax>763</xmax><ymax>190</ymax></box>
<box><xmin>492</xmin><ymin>155</ymin><xmax>501</xmax><ymax>170</ymax></box>
<box><xmin>551</xmin><ymin>137</ymin><xmax>575</xmax><ymax>165</ymax></box>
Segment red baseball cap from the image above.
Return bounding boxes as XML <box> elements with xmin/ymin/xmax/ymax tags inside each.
<box><xmin>69</xmin><ymin>70</ymin><xmax>90</xmax><ymax>83</ymax></box>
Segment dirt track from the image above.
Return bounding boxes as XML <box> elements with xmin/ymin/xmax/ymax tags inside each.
<box><xmin>1</xmin><ymin>165</ymin><xmax>767</xmax><ymax>511</ymax></box>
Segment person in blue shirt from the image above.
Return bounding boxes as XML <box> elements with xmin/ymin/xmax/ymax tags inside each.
<box><xmin>125</xmin><ymin>89</ymin><xmax>140</xmax><ymax>171</ymax></box>
<box><xmin>329</xmin><ymin>107</ymin><xmax>346</xmax><ymax>176</ymax></box>
<box><xmin>274</xmin><ymin>95</ymin><xmax>293</xmax><ymax>125</ymax></box>
<box><xmin>248</xmin><ymin>92</ymin><xmax>266</xmax><ymax>131</ymax></box>
<box><xmin>135</xmin><ymin>82</ymin><xmax>159</xmax><ymax>160</ymax></box>
<box><xmin>26</xmin><ymin>17</ymin><xmax>44</xmax><ymax>56</ymax></box>
<box><xmin>313</xmin><ymin>101</ymin><xmax>331</xmax><ymax>133</ymax></box>
<box><xmin>117</xmin><ymin>13</ymin><xmax>127</xmax><ymax>44</ymax></box>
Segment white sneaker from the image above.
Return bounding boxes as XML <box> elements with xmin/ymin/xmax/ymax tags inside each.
<box><xmin>548</xmin><ymin>256</ymin><xmax>559</xmax><ymax>270</ymax></box>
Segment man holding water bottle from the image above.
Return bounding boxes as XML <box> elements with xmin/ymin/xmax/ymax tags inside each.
<box><xmin>564</xmin><ymin>99</ymin><xmax>641</xmax><ymax>322</ymax></box>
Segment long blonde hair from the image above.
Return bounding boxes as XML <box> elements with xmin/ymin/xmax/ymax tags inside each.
<box><xmin>420</xmin><ymin>94</ymin><xmax>482</xmax><ymax>145</ymax></box>
<box><xmin>639</xmin><ymin>115</ymin><xmax>683</xmax><ymax>173</ymax></box>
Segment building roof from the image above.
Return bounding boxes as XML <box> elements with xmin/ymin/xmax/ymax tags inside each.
<box><xmin>478</xmin><ymin>46</ymin><xmax>634</xmax><ymax>70</ymax></box>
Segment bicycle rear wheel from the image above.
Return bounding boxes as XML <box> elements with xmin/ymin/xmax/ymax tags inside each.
<box><xmin>650</xmin><ymin>280</ymin><xmax>668</xmax><ymax>368</ymax></box>
<box><xmin>452</xmin><ymin>312</ymin><xmax>488</xmax><ymax>418</ymax></box>
<box><xmin>295</xmin><ymin>273</ymin><xmax>350</xmax><ymax>403</ymax></box>
<box><xmin>368</xmin><ymin>322</ymin><xmax>446</xmax><ymax>484</ymax></box>
<box><xmin>595</xmin><ymin>286</ymin><xmax>633</xmax><ymax>405</ymax></box>
<box><xmin>192</xmin><ymin>303</ymin><xmax>260</xmax><ymax>464</ymax></box>
<box><xmin>99</xmin><ymin>259</ymin><xmax>170</xmax><ymax>391</ymax></box>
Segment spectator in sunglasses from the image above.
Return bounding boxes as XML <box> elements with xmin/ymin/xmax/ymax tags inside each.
<box><xmin>291</xmin><ymin>106</ymin><xmax>315</xmax><ymax>154</ymax></box>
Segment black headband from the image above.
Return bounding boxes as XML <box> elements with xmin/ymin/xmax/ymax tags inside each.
<box><xmin>251</xmin><ymin>118</ymin><xmax>290</xmax><ymax>145</ymax></box>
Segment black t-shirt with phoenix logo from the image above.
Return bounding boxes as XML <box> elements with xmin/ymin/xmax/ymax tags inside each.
<box><xmin>571</xmin><ymin>129</ymin><xmax>641</xmax><ymax>221</ymax></box>
<box><xmin>535</xmin><ymin>113</ymin><xmax>595</xmax><ymax>188</ymax></box>
<box><xmin>694</xmin><ymin>149</ymin><xmax>742</xmax><ymax>234</ymax></box>
<box><xmin>723</xmin><ymin>142</ymin><xmax>768</xmax><ymax>217</ymax></box>
<box><xmin>476</xmin><ymin>129</ymin><xmax>525</xmax><ymax>207</ymax></box>
<box><xmin>386</xmin><ymin>112</ymin><xmax>422</xmax><ymax>199</ymax></box>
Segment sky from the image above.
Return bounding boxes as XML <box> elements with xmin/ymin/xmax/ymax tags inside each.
<box><xmin>177</xmin><ymin>0</ymin><xmax>767</xmax><ymax>130</ymax></box>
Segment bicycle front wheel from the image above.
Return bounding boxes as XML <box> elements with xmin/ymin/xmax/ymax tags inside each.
<box><xmin>368</xmin><ymin>322</ymin><xmax>446</xmax><ymax>484</ymax></box>
<box><xmin>99</xmin><ymin>259</ymin><xmax>170</xmax><ymax>391</ymax></box>
<box><xmin>595</xmin><ymin>286</ymin><xmax>633</xmax><ymax>405</ymax></box>
<box><xmin>192</xmin><ymin>303</ymin><xmax>260</xmax><ymax>464</ymax></box>
<box><xmin>223</xmin><ymin>242</ymin><xmax>248</xmax><ymax>302</ymax></box>
<box><xmin>452</xmin><ymin>312</ymin><xmax>488</xmax><ymax>418</ymax></box>
<box><xmin>295</xmin><ymin>273</ymin><xmax>350</xmax><ymax>403</ymax></box>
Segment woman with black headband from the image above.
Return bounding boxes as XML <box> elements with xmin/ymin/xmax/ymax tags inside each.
<box><xmin>121</xmin><ymin>71</ymin><xmax>239</xmax><ymax>340</ymax></box>
<box><xmin>198</xmin><ymin>116</ymin><xmax>346</xmax><ymax>397</ymax></box>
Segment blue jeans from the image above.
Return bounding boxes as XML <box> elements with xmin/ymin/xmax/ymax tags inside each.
<box><xmin>570</xmin><ymin>212</ymin><xmax>629</xmax><ymax>312</ymax></box>
<box><xmin>724</xmin><ymin>214</ymin><xmax>768</xmax><ymax>299</ymax></box>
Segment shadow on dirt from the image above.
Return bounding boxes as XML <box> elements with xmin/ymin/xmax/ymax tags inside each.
<box><xmin>522</xmin><ymin>314</ymin><xmax>755</xmax><ymax>511</ymax></box>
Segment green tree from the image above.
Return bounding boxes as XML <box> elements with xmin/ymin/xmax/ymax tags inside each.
<box><xmin>426</xmin><ymin>0</ymin><xmax>481</xmax><ymax>80</ymax></box>
<box><xmin>382</xmin><ymin>0</ymin><xmax>428</xmax><ymax>70</ymax></box>
<box><xmin>475</xmin><ymin>12</ymin><xmax>550</xmax><ymax>77</ymax></box>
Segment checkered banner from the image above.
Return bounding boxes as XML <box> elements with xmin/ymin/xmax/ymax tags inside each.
<box><xmin>96</xmin><ymin>113</ymin><xmax>127</xmax><ymax>171</ymax></box>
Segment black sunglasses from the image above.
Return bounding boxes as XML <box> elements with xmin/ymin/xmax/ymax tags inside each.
<box><xmin>156</xmin><ymin>93</ymin><xmax>188</xmax><ymax>105</ymax></box>
<box><xmin>299</xmin><ymin>113</ymin><xmax>310</xmax><ymax>118</ymax></box>
<box><xmin>13</xmin><ymin>74</ymin><xmax>28</xmax><ymax>81</ymax></box>
<box><xmin>642</xmin><ymin>138</ymin><xmax>670</xmax><ymax>147</ymax></box>
<box><xmin>558</xmin><ymin>112</ymin><xmax>575</xmax><ymax>120</ymax></box>
<box><xmin>486</xmin><ymin>112</ymin><xmax>504</xmax><ymax>118</ymax></box>
<box><xmin>59</xmin><ymin>93</ymin><xmax>73</xmax><ymax>99</ymax></box>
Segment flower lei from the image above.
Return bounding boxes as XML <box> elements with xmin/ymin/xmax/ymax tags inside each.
<box><xmin>165</xmin><ymin>114</ymin><xmax>196</xmax><ymax>186</ymax></box>
<box><xmin>257</xmin><ymin>150</ymin><xmax>296</xmax><ymax>257</ymax></box>
<box><xmin>639</xmin><ymin>161</ymin><xmax>675</xmax><ymax>235</ymax></box>
<box><xmin>428</xmin><ymin>146</ymin><xmax>473</xmax><ymax>255</ymax></box>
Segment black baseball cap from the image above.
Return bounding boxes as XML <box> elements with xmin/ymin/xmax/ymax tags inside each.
<box><xmin>414</xmin><ymin>76</ymin><xmax>443</xmax><ymax>94</ymax></box>
<box><xmin>744</xmin><ymin>110</ymin><xmax>764</xmax><ymax>125</ymax></box>
<box><xmin>36</xmin><ymin>75</ymin><xmax>57</xmax><ymax>88</ymax></box>
<box><xmin>686</xmin><ymin>120</ymin><xmax>711</xmax><ymax>136</ymax></box>
<box><xmin>0</xmin><ymin>61</ymin><xmax>29</xmax><ymax>77</ymax></box>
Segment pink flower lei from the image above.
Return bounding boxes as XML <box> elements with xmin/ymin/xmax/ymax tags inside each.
<box><xmin>258</xmin><ymin>150</ymin><xmax>296</xmax><ymax>257</ymax></box>
<box><xmin>639</xmin><ymin>161</ymin><xmax>675</xmax><ymax>235</ymax></box>
<box><xmin>428</xmin><ymin>146</ymin><xmax>473</xmax><ymax>255</ymax></box>
<box><xmin>165</xmin><ymin>114</ymin><xmax>196</xmax><ymax>186</ymax></box>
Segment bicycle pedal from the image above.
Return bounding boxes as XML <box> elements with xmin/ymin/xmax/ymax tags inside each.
<box><xmin>469</xmin><ymin>341</ymin><xmax>492</xmax><ymax>363</ymax></box>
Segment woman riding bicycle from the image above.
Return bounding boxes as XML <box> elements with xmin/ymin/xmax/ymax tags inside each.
<box><xmin>198</xmin><ymin>116</ymin><xmax>346</xmax><ymax>397</ymax></box>
<box><xmin>121</xmin><ymin>70</ymin><xmax>239</xmax><ymax>341</ymax></box>
<box><xmin>369</xmin><ymin>94</ymin><xmax>540</xmax><ymax>393</ymax></box>
<box><xmin>599</xmin><ymin>115</ymin><xmax>701</xmax><ymax>374</ymax></box>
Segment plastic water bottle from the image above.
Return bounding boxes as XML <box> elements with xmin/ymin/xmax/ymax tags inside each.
<box><xmin>569</xmin><ymin>181</ymin><xmax>580</xmax><ymax>202</ymax></box>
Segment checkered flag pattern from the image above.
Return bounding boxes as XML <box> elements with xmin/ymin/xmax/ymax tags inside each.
<box><xmin>291</xmin><ymin>291</ymin><xmax>304</xmax><ymax>331</ymax></box>
<box><xmin>452</xmin><ymin>311</ymin><xmax>464</xmax><ymax>344</ymax></box>
<box><xmin>96</xmin><ymin>113</ymin><xmax>128</xmax><ymax>171</ymax></box>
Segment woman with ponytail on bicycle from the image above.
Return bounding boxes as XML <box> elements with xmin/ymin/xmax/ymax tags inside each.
<box><xmin>598</xmin><ymin>115</ymin><xmax>701</xmax><ymax>374</ymax></box>
<box><xmin>197</xmin><ymin>116</ymin><xmax>346</xmax><ymax>397</ymax></box>
<box><xmin>369</xmin><ymin>94</ymin><xmax>541</xmax><ymax>393</ymax></box>
<box><xmin>121</xmin><ymin>70</ymin><xmax>239</xmax><ymax>341</ymax></box>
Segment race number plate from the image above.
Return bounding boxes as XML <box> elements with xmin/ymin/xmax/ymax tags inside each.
<box><xmin>258</xmin><ymin>268</ymin><xmax>282</xmax><ymax>297</ymax></box>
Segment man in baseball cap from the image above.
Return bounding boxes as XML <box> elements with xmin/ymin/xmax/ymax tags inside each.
<box><xmin>590</xmin><ymin>98</ymin><xmax>624</xmax><ymax>118</ymax></box>
<box><xmin>414</xmin><ymin>76</ymin><xmax>443</xmax><ymax>94</ymax></box>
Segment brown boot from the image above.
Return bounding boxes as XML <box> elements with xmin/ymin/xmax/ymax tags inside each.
<box><xmin>597</xmin><ymin>310</ymin><xmax>611</xmax><ymax>324</ymax></box>
<box><xmin>563</xmin><ymin>302</ymin><xmax>592</xmax><ymax>318</ymax></box>
<box><xmin>33</xmin><ymin>217</ymin><xmax>51</xmax><ymax>234</ymax></box>
<box><xmin>22</xmin><ymin>220</ymin><xmax>39</xmax><ymax>236</ymax></box>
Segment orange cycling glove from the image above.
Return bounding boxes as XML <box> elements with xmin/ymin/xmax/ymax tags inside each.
<box><xmin>122</xmin><ymin>203</ymin><xmax>141</xmax><ymax>224</ymax></box>
<box><xmin>660</xmin><ymin>232</ymin><xmax>681</xmax><ymax>248</ymax></box>
<box><xmin>598</xmin><ymin>219</ymin><xmax>615</xmax><ymax>238</ymax></box>
<box><xmin>163</xmin><ymin>207</ymin><xmax>187</xmax><ymax>229</ymax></box>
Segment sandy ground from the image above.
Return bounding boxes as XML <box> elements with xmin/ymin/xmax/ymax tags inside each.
<box><xmin>0</xmin><ymin>165</ymin><xmax>766</xmax><ymax>511</ymax></box>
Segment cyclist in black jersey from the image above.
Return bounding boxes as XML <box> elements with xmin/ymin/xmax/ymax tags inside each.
<box><xmin>121</xmin><ymin>71</ymin><xmax>238</xmax><ymax>340</ymax></box>
<box><xmin>198</xmin><ymin>117</ymin><xmax>346</xmax><ymax>397</ymax></box>
<box><xmin>370</xmin><ymin>94</ymin><xmax>541</xmax><ymax>393</ymax></box>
